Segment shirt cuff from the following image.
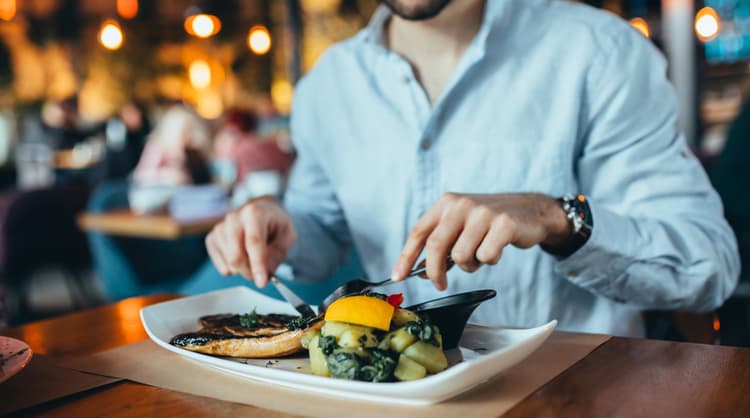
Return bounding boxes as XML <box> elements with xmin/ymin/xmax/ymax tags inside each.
<box><xmin>553</xmin><ymin>202</ymin><xmax>639</xmax><ymax>302</ymax></box>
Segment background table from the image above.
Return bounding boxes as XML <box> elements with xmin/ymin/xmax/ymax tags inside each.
<box><xmin>2</xmin><ymin>295</ymin><xmax>750</xmax><ymax>417</ymax></box>
<box><xmin>78</xmin><ymin>210</ymin><xmax>222</xmax><ymax>240</ymax></box>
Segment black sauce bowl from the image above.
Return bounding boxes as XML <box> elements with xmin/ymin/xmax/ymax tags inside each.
<box><xmin>406</xmin><ymin>289</ymin><xmax>497</xmax><ymax>349</ymax></box>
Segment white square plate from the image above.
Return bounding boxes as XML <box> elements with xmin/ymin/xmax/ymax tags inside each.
<box><xmin>141</xmin><ymin>286</ymin><xmax>556</xmax><ymax>405</ymax></box>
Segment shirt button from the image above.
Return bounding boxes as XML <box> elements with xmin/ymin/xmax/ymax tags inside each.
<box><xmin>402</xmin><ymin>75</ymin><xmax>411</xmax><ymax>84</ymax></box>
<box><xmin>421</xmin><ymin>139</ymin><xmax>431</xmax><ymax>150</ymax></box>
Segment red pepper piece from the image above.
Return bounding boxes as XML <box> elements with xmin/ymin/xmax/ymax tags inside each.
<box><xmin>386</xmin><ymin>293</ymin><xmax>404</xmax><ymax>308</ymax></box>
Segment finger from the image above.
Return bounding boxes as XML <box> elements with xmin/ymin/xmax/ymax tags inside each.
<box><xmin>424</xmin><ymin>215</ymin><xmax>464</xmax><ymax>291</ymax></box>
<box><xmin>206</xmin><ymin>230</ymin><xmax>230</xmax><ymax>276</ymax></box>
<box><xmin>392</xmin><ymin>208</ymin><xmax>441</xmax><ymax>281</ymax></box>
<box><xmin>263</xmin><ymin>222</ymin><xmax>296</xmax><ymax>272</ymax></box>
<box><xmin>275</xmin><ymin>221</ymin><xmax>298</xmax><ymax>257</ymax></box>
<box><xmin>220</xmin><ymin>216</ymin><xmax>254</xmax><ymax>279</ymax></box>
<box><xmin>451</xmin><ymin>210</ymin><xmax>492</xmax><ymax>272</ymax></box>
<box><xmin>241</xmin><ymin>208</ymin><xmax>270</xmax><ymax>287</ymax></box>
<box><xmin>265</xmin><ymin>245</ymin><xmax>286</xmax><ymax>272</ymax></box>
<box><xmin>476</xmin><ymin>219</ymin><xmax>514</xmax><ymax>265</ymax></box>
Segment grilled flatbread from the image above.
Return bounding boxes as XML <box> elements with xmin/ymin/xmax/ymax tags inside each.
<box><xmin>170</xmin><ymin>313</ymin><xmax>323</xmax><ymax>358</ymax></box>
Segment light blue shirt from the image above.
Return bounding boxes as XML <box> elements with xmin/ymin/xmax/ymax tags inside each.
<box><xmin>283</xmin><ymin>0</ymin><xmax>740</xmax><ymax>336</ymax></box>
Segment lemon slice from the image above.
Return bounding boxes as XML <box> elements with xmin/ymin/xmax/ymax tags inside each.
<box><xmin>324</xmin><ymin>295</ymin><xmax>395</xmax><ymax>331</ymax></box>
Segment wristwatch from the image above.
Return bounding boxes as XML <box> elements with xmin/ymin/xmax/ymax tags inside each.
<box><xmin>543</xmin><ymin>194</ymin><xmax>593</xmax><ymax>258</ymax></box>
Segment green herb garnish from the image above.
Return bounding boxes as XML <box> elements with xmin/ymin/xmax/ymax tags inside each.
<box><xmin>239</xmin><ymin>309</ymin><xmax>259</xmax><ymax>328</ymax></box>
<box><xmin>287</xmin><ymin>316</ymin><xmax>311</xmax><ymax>330</ymax></box>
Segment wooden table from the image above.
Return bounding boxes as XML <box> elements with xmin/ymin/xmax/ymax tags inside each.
<box><xmin>2</xmin><ymin>295</ymin><xmax>750</xmax><ymax>417</ymax></box>
<box><xmin>78</xmin><ymin>210</ymin><xmax>222</xmax><ymax>240</ymax></box>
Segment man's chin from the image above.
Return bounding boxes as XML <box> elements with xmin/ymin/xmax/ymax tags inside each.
<box><xmin>380</xmin><ymin>0</ymin><xmax>453</xmax><ymax>21</ymax></box>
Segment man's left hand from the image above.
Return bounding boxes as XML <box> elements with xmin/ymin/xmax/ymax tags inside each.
<box><xmin>391</xmin><ymin>193</ymin><xmax>571</xmax><ymax>290</ymax></box>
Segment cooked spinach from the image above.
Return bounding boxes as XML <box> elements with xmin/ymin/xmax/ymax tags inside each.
<box><xmin>358</xmin><ymin>349</ymin><xmax>397</xmax><ymax>382</ymax></box>
<box><xmin>405</xmin><ymin>319</ymin><xmax>440</xmax><ymax>347</ymax></box>
<box><xmin>239</xmin><ymin>309</ymin><xmax>259</xmax><ymax>328</ymax></box>
<box><xmin>327</xmin><ymin>351</ymin><xmax>362</xmax><ymax>380</ymax></box>
<box><xmin>325</xmin><ymin>349</ymin><xmax>398</xmax><ymax>382</ymax></box>
<box><xmin>318</xmin><ymin>335</ymin><xmax>337</xmax><ymax>355</ymax></box>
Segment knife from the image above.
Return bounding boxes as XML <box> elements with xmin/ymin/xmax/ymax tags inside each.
<box><xmin>270</xmin><ymin>276</ymin><xmax>317</xmax><ymax>318</ymax></box>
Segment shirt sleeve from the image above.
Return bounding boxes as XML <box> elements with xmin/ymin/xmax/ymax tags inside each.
<box><xmin>556</xmin><ymin>28</ymin><xmax>740</xmax><ymax>312</ymax></box>
<box><xmin>281</xmin><ymin>78</ymin><xmax>352</xmax><ymax>283</ymax></box>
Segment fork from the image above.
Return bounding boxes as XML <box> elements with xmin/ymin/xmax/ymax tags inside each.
<box><xmin>318</xmin><ymin>256</ymin><xmax>455</xmax><ymax>313</ymax></box>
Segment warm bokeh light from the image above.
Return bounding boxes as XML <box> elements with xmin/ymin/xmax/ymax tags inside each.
<box><xmin>185</xmin><ymin>14</ymin><xmax>221</xmax><ymax>39</ymax></box>
<box><xmin>195</xmin><ymin>90</ymin><xmax>224</xmax><ymax>119</ymax></box>
<box><xmin>117</xmin><ymin>0</ymin><xmax>138</xmax><ymax>19</ymax></box>
<box><xmin>713</xmin><ymin>313</ymin><xmax>721</xmax><ymax>333</ymax></box>
<box><xmin>0</xmin><ymin>0</ymin><xmax>16</xmax><ymax>21</ymax></box>
<box><xmin>271</xmin><ymin>79</ymin><xmax>293</xmax><ymax>114</ymax></box>
<box><xmin>695</xmin><ymin>7</ymin><xmax>720</xmax><ymax>42</ymax></box>
<box><xmin>99</xmin><ymin>20</ymin><xmax>124</xmax><ymax>51</ymax></box>
<box><xmin>300</xmin><ymin>0</ymin><xmax>342</xmax><ymax>13</ymax></box>
<box><xmin>189</xmin><ymin>60</ymin><xmax>212</xmax><ymax>89</ymax></box>
<box><xmin>629</xmin><ymin>17</ymin><xmax>650</xmax><ymax>38</ymax></box>
<box><xmin>248</xmin><ymin>25</ymin><xmax>272</xmax><ymax>55</ymax></box>
<box><xmin>115</xmin><ymin>297</ymin><xmax>156</xmax><ymax>342</ymax></box>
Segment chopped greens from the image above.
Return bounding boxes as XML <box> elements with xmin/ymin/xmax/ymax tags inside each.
<box><xmin>265</xmin><ymin>360</ymin><xmax>279</xmax><ymax>368</ymax></box>
<box><xmin>405</xmin><ymin>319</ymin><xmax>440</xmax><ymax>347</ymax></box>
<box><xmin>326</xmin><ymin>351</ymin><xmax>361</xmax><ymax>380</ymax></box>
<box><xmin>286</xmin><ymin>316</ymin><xmax>312</xmax><ymax>330</ymax></box>
<box><xmin>318</xmin><ymin>335</ymin><xmax>337</xmax><ymax>355</ymax></box>
<box><xmin>326</xmin><ymin>349</ymin><xmax>398</xmax><ymax>382</ymax></box>
<box><xmin>239</xmin><ymin>309</ymin><xmax>259</xmax><ymax>328</ymax></box>
<box><xmin>358</xmin><ymin>349</ymin><xmax>398</xmax><ymax>382</ymax></box>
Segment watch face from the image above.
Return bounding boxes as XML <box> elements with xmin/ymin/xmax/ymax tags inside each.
<box><xmin>564</xmin><ymin>195</ymin><xmax>592</xmax><ymax>239</ymax></box>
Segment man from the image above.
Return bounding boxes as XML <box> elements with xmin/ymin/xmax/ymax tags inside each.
<box><xmin>206</xmin><ymin>0</ymin><xmax>740</xmax><ymax>336</ymax></box>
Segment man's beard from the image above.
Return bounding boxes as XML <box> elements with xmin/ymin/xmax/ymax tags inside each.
<box><xmin>380</xmin><ymin>0</ymin><xmax>453</xmax><ymax>20</ymax></box>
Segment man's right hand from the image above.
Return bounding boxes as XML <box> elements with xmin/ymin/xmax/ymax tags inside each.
<box><xmin>205</xmin><ymin>196</ymin><xmax>297</xmax><ymax>287</ymax></box>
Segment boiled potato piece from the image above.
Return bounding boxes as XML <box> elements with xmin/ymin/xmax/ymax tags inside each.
<box><xmin>322</xmin><ymin>321</ymin><xmax>379</xmax><ymax>349</ymax></box>
<box><xmin>321</xmin><ymin>321</ymin><xmax>351</xmax><ymax>338</ymax></box>
<box><xmin>388</xmin><ymin>327</ymin><xmax>417</xmax><ymax>353</ymax></box>
<box><xmin>301</xmin><ymin>328</ymin><xmax>318</xmax><ymax>349</ymax></box>
<box><xmin>309</xmin><ymin>335</ymin><xmax>330</xmax><ymax>376</ymax></box>
<box><xmin>339</xmin><ymin>328</ymin><xmax>379</xmax><ymax>348</ymax></box>
<box><xmin>403</xmin><ymin>341</ymin><xmax>448</xmax><ymax>374</ymax></box>
<box><xmin>392</xmin><ymin>309</ymin><xmax>420</xmax><ymax>327</ymax></box>
<box><xmin>394</xmin><ymin>354</ymin><xmax>427</xmax><ymax>381</ymax></box>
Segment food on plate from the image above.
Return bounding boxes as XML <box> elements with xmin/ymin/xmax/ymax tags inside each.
<box><xmin>322</xmin><ymin>295</ymin><xmax>395</xmax><ymax>331</ymax></box>
<box><xmin>170</xmin><ymin>310</ymin><xmax>323</xmax><ymax>358</ymax></box>
<box><xmin>303</xmin><ymin>292</ymin><xmax>449</xmax><ymax>382</ymax></box>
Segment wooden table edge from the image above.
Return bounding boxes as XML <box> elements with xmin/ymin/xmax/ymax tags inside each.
<box><xmin>77</xmin><ymin>210</ymin><xmax>221</xmax><ymax>240</ymax></box>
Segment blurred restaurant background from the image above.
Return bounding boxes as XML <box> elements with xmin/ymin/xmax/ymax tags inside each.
<box><xmin>0</xmin><ymin>0</ymin><xmax>749</xmax><ymax>346</ymax></box>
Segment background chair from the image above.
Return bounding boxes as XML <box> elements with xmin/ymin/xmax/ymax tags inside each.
<box><xmin>0</xmin><ymin>182</ymin><xmax>93</xmax><ymax>324</ymax></box>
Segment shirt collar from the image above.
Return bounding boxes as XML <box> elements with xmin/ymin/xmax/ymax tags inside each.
<box><xmin>362</xmin><ymin>0</ymin><xmax>514</xmax><ymax>52</ymax></box>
